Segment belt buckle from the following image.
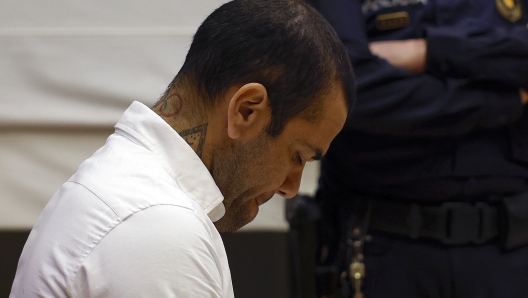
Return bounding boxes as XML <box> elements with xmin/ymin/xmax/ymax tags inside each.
<box><xmin>438</xmin><ymin>202</ymin><xmax>488</xmax><ymax>245</ymax></box>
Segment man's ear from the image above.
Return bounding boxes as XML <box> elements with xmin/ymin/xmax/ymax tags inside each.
<box><xmin>227</xmin><ymin>83</ymin><xmax>271</xmax><ymax>140</ymax></box>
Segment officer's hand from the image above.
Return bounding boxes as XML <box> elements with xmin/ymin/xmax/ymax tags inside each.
<box><xmin>521</xmin><ymin>89</ymin><xmax>528</xmax><ymax>105</ymax></box>
<box><xmin>369</xmin><ymin>39</ymin><xmax>426</xmax><ymax>73</ymax></box>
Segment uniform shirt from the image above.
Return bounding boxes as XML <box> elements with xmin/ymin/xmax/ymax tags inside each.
<box><xmin>311</xmin><ymin>0</ymin><xmax>528</xmax><ymax>201</ymax></box>
<box><xmin>10</xmin><ymin>101</ymin><xmax>234</xmax><ymax>298</ymax></box>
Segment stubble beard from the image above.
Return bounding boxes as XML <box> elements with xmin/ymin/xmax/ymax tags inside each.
<box><xmin>212</xmin><ymin>132</ymin><xmax>273</xmax><ymax>233</ymax></box>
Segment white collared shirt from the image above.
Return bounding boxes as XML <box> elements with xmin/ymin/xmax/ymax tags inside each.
<box><xmin>10</xmin><ymin>101</ymin><xmax>234</xmax><ymax>298</ymax></box>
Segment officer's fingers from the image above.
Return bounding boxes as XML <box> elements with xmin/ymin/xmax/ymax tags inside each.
<box><xmin>368</xmin><ymin>40</ymin><xmax>399</xmax><ymax>60</ymax></box>
<box><xmin>369</xmin><ymin>39</ymin><xmax>426</xmax><ymax>73</ymax></box>
<box><xmin>520</xmin><ymin>89</ymin><xmax>528</xmax><ymax>105</ymax></box>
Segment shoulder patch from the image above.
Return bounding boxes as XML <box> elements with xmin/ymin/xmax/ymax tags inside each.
<box><xmin>496</xmin><ymin>0</ymin><xmax>523</xmax><ymax>22</ymax></box>
<box><xmin>376</xmin><ymin>11</ymin><xmax>410</xmax><ymax>31</ymax></box>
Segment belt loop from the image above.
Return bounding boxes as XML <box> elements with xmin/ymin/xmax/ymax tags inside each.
<box><xmin>474</xmin><ymin>202</ymin><xmax>498</xmax><ymax>244</ymax></box>
<box><xmin>407</xmin><ymin>204</ymin><xmax>422</xmax><ymax>239</ymax></box>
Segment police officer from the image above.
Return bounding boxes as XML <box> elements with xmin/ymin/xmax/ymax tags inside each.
<box><xmin>308</xmin><ymin>0</ymin><xmax>528</xmax><ymax>297</ymax></box>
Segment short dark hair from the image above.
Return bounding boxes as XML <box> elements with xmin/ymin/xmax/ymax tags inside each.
<box><xmin>168</xmin><ymin>0</ymin><xmax>355</xmax><ymax>136</ymax></box>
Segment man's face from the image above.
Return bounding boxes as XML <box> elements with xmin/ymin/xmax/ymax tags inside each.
<box><xmin>213</xmin><ymin>85</ymin><xmax>347</xmax><ymax>232</ymax></box>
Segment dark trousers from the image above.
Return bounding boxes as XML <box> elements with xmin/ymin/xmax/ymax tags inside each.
<box><xmin>362</xmin><ymin>233</ymin><xmax>528</xmax><ymax>298</ymax></box>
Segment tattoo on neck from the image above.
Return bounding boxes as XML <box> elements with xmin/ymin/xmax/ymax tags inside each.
<box><xmin>158</xmin><ymin>92</ymin><xmax>184</xmax><ymax>117</ymax></box>
<box><xmin>179</xmin><ymin>123</ymin><xmax>208</xmax><ymax>157</ymax></box>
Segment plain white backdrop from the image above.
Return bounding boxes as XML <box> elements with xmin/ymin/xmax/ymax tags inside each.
<box><xmin>0</xmin><ymin>0</ymin><xmax>320</xmax><ymax>231</ymax></box>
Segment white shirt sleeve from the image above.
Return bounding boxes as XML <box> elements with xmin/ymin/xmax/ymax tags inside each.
<box><xmin>71</xmin><ymin>205</ymin><xmax>225</xmax><ymax>298</ymax></box>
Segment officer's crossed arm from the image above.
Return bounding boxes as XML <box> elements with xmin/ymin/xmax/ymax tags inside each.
<box><xmin>370</xmin><ymin>39</ymin><xmax>528</xmax><ymax>105</ymax></box>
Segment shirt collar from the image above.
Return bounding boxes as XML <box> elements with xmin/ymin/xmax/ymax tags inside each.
<box><xmin>114</xmin><ymin>101</ymin><xmax>225</xmax><ymax>222</ymax></box>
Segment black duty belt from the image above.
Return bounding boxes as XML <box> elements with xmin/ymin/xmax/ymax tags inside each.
<box><xmin>368</xmin><ymin>200</ymin><xmax>500</xmax><ymax>245</ymax></box>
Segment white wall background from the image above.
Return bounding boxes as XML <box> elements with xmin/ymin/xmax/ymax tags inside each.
<box><xmin>0</xmin><ymin>0</ymin><xmax>320</xmax><ymax>231</ymax></box>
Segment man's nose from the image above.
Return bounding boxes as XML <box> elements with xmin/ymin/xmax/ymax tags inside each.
<box><xmin>276</xmin><ymin>167</ymin><xmax>303</xmax><ymax>199</ymax></box>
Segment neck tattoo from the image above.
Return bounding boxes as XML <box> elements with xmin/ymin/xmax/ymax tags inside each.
<box><xmin>179</xmin><ymin>123</ymin><xmax>208</xmax><ymax>157</ymax></box>
<box><xmin>159</xmin><ymin>92</ymin><xmax>184</xmax><ymax>118</ymax></box>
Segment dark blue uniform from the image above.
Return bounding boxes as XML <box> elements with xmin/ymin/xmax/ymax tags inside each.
<box><xmin>310</xmin><ymin>0</ymin><xmax>528</xmax><ymax>297</ymax></box>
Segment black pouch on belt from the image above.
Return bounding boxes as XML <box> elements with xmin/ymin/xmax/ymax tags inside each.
<box><xmin>501</xmin><ymin>192</ymin><xmax>528</xmax><ymax>250</ymax></box>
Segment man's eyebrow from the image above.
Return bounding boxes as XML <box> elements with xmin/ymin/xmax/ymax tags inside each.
<box><xmin>302</xmin><ymin>143</ymin><xmax>324</xmax><ymax>161</ymax></box>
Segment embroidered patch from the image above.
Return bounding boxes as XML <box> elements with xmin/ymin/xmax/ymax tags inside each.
<box><xmin>376</xmin><ymin>11</ymin><xmax>410</xmax><ymax>31</ymax></box>
<box><xmin>496</xmin><ymin>0</ymin><xmax>523</xmax><ymax>22</ymax></box>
